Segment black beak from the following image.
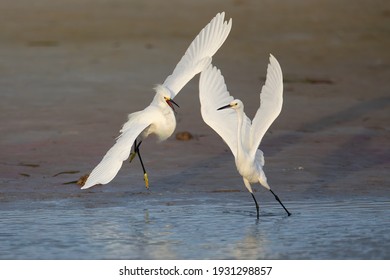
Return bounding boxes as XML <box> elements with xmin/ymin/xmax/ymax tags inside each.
<box><xmin>166</xmin><ymin>98</ymin><xmax>180</xmax><ymax>112</ymax></box>
<box><xmin>217</xmin><ymin>104</ymin><xmax>231</xmax><ymax>110</ymax></box>
<box><xmin>169</xmin><ymin>99</ymin><xmax>180</xmax><ymax>108</ymax></box>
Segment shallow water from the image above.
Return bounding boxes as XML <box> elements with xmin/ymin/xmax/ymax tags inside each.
<box><xmin>0</xmin><ymin>192</ymin><xmax>389</xmax><ymax>259</ymax></box>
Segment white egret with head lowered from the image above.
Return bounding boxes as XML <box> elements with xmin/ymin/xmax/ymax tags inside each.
<box><xmin>199</xmin><ymin>54</ymin><xmax>291</xmax><ymax>218</ymax></box>
<box><xmin>81</xmin><ymin>12</ymin><xmax>232</xmax><ymax>190</ymax></box>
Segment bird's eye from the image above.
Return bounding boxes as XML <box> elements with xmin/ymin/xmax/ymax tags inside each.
<box><xmin>234</xmin><ymin>103</ymin><xmax>238</xmax><ymax>106</ymax></box>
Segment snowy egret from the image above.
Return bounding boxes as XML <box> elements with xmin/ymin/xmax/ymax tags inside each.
<box><xmin>199</xmin><ymin>54</ymin><xmax>291</xmax><ymax>218</ymax></box>
<box><xmin>82</xmin><ymin>12</ymin><xmax>232</xmax><ymax>190</ymax></box>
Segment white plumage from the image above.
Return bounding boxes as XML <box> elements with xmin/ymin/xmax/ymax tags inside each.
<box><xmin>199</xmin><ymin>54</ymin><xmax>291</xmax><ymax>218</ymax></box>
<box><xmin>82</xmin><ymin>12</ymin><xmax>232</xmax><ymax>189</ymax></box>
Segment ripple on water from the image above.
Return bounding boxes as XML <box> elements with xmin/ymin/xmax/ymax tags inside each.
<box><xmin>0</xmin><ymin>197</ymin><xmax>389</xmax><ymax>259</ymax></box>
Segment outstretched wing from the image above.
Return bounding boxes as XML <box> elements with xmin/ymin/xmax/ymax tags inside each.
<box><xmin>81</xmin><ymin>111</ymin><xmax>151</xmax><ymax>189</ymax></box>
<box><xmin>163</xmin><ymin>12</ymin><xmax>232</xmax><ymax>97</ymax></box>
<box><xmin>249</xmin><ymin>54</ymin><xmax>283</xmax><ymax>158</ymax></box>
<box><xmin>199</xmin><ymin>65</ymin><xmax>250</xmax><ymax>159</ymax></box>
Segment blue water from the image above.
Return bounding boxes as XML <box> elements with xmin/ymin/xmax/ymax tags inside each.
<box><xmin>0</xmin><ymin>191</ymin><xmax>388</xmax><ymax>259</ymax></box>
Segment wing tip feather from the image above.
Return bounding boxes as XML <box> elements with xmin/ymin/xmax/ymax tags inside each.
<box><xmin>268</xmin><ymin>53</ymin><xmax>282</xmax><ymax>79</ymax></box>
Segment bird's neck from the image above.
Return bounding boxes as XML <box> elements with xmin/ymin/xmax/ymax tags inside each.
<box><xmin>236</xmin><ymin>108</ymin><xmax>244</xmax><ymax>159</ymax></box>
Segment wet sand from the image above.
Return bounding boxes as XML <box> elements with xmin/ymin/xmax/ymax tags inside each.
<box><xmin>0</xmin><ymin>0</ymin><xmax>389</xmax><ymax>259</ymax></box>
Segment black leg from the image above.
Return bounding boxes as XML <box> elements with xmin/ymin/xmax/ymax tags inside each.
<box><xmin>135</xmin><ymin>139</ymin><xmax>142</xmax><ymax>152</ymax></box>
<box><xmin>270</xmin><ymin>189</ymin><xmax>291</xmax><ymax>216</ymax></box>
<box><xmin>129</xmin><ymin>140</ymin><xmax>149</xmax><ymax>188</ymax></box>
<box><xmin>135</xmin><ymin>141</ymin><xmax>146</xmax><ymax>175</ymax></box>
<box><xmin>129</xmin><ymin>140</ymin><xmax>138</xmax><ymax>163</ymax></box>
<box><xmin>250</xmin><ymin>192</ymin><xmax>260</xmax><ymax>219</ymax></box>
<box><xmin>135</xmin><ymin>141</ymin><xmax>149</xmax><ymax>189</ymax></box>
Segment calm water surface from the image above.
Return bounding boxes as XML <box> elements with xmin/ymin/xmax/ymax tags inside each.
<box><xmin>0</xmin><ymin>192</ymin><xmax>389</xmax><ymax>259</ymax></box>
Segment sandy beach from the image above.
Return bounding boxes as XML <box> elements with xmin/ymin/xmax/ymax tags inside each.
<box><xmin>0</xmin><ymin>0</ymin><xmax>389</xmax><ymax>259</ymax></box>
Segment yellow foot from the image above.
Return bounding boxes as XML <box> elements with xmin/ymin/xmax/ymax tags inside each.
<box><xmin>129</xmin><ymin>152</ymin><xmax>137</xmax><ymax>163</ymax></box>
<box><xmin>144</xmin><ymin>173</ymin><xmax>149</xmax><ymax>189</ymax></box>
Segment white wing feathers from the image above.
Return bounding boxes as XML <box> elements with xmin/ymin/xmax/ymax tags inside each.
<box><xmin>249</xmin><ymin>54</ymin><xmax>283</xmax><ymax>158</ymax></box>
<box><xmin>200</xmin><ymin>55</ymin><xmax>283</xmax><ymax>160</ymax></box>
<box><xmin>163</xmin><ymin>12</ymin><xmax>232</xmax><ymax>97</ymax></box>
<box><xmin>199</xmin><ymin>65</ymin><xmax>251</xmax><ymax>159</ymax></box>
<box><xmin>81</xmin><ymin>112</ymin><xmax>151</xmax><ymax>189</ymax></box>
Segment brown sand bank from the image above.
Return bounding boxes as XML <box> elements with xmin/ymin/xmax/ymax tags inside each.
<box><xmin>1</xmin><ymin>0</ymin><xmax>388</xmax><ymax>197</ymax></box>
